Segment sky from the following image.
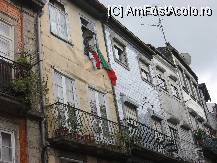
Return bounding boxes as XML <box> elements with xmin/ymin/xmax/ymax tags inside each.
<box><xmin>99</xmin><ymin>0</ymin><xmax>217</xmax><ymax>103</ymax></box>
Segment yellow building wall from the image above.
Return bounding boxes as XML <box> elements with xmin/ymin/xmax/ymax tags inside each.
<box><xmin>40</xmin><ymin>1</ymin><xmax>118</xmax><ymax>122</ymax></box>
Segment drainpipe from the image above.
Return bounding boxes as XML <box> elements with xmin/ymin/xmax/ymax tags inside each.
<box><xmin>36</xmin><ymin>10</ymin><xmax>48</xmax><ymax>163</ymax></box>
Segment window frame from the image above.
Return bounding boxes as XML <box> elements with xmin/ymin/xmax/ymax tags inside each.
<box><xmin>156</xmin><ymin>67</ymin><xmax>167</xmax><ymax>91</ymax></box>
<box><xmin>80</xmin><ymin>16</ymin><xmax>98</xmax><ymax>54</ymax></box>
<box><xmin>112</xmin><ymin>38</ymin><xmax>129</xmax><ymax>69</ymax></box>
<box><xmin>0</xmin><ymin>130</ymin><xmax>15</xmax><ymax>163</ymax></box>
<box><xmin>53</xmin><ymin>70</ymin><xmax>77</xmax><ymax>107</ymax></box>
<box><xmin>48</xmin><ymin>2</ymin><xmax>70</xmax><ymax>43</ymax></box>
<box><xmin>139</xmin><ymin>59</ymin><xmax>151</xmax><ymax>83</ymax></box>
<box><xmin>0</xmin><ymin>20</ymin><xmax>14</xmax><ymax>61</ymax></box>
<box><xmin>170</xmin><ymin>77</ymin><xmax>180</xmax><ymax>99</ymax></box>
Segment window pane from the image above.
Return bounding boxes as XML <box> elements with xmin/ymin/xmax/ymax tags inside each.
<box><xmin>2</xmin><ymin>132</ymin><xmax>12</xmax><ymax>162</ymax></box>
<box><xmin>89</xmin><ymin>88</ymin><xmax>97</xmax><ymax>115</ymax></box>
<box><xmin>65</xmin><ymin>77</ymin><xmax>75</xmax><ymax>106</ymax></box>
<box><xmin>0</xmin><ymin>21</ymin><xmax>10</xmax><ymax>37</ymax></box>
<box><xmin>2</xmin><ymin>133</ymin><xmax>11</xmax><ymax>147</ymax></box>
<box><xmin>125</xmin><ymin>104</ymin><xmax>138</xmax><ymax>121</ymax></box>
<box><xmin>2</xmin><ymin>147</ymin><xmax>12</xmax><ymax>161</ymax></box>
<box><xmin>59</xmin><ymin>12</ymin><xmax>67</xmax><ymax>39</ymax></box>
<box><xmin>0</xmin><ymin>37</ymin><xmax>10</xmax><ymax>59</ymax></box>
<box><xmin>54</xmin><ymin>72</ymin><xmax>64</xmax><ymax>103</ymax></box>
<box><xmin>49</xmin><ymin>5</ymin><xmax>58</xmax><ymax>35</ymax></box>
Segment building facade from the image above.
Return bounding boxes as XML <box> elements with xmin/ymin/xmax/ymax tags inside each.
<box><xmin>0</xmin><ymin>0</ymin><xmax>45</xmax><ymax>163</ymax></box>
<box><xmin>40</xmin><ymin>0</ymin><xmax>123</xmax><ymax>163</ymax></box>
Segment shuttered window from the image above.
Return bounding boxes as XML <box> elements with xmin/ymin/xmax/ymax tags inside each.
<box><xmin>49</xmin><ymin>1</ymin><xmax>70</xmax><ymax>41</ymax></box>
<box><xmin>0</xmin><ymin>21</ymin><xmax>13</xmax><ymax>60</ymax></box>
<box><xmin>0</xmin><ymin>131</ymin><xmax>15</xmax><ymax>163</ymax></box>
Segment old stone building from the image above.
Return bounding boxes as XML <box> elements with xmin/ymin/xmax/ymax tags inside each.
<box><xmin>0</xmin><ymin>0</ymin><xmax>45</xmax><ymax>163</ymax></box>
<box><xmin>39</xmin><ymin>0</ymin><xmax>123</xmax><ymax>162</ymax></box>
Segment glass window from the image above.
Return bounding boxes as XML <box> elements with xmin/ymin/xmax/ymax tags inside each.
<box><xmin>49</xmin><ymin>1</ymin><xmax>68</xmax><ymax>41</ymax></box>
<box><xmin>0</xmin><ymin>131</ymin><xmax>14</xmax><ymax>163</ymax></box>
<box><xmin>125</xmin><ymin>103</ymin><xmax>138</xmax><ymax>121</ymax></box>
<box><xmin>113</xmin><ymin>40</ymin><xmax>127</xmax><ymax>66</ymax></box>
<box><xmin>156</xmin><ymin>68</ymin><xmax>167</xmax><ymax>91</ymax></box>
<box><xmin>152</xmin><ymin>119</ymin><xmax>162</xmax><ymax>132</ymax></box>
<box><xmin>170</xmin><ymin>78</ymin><xmax>179</xmax><ymax>98</ymax></box>
<box><xmin>54</xmin><ymin>71</ymin><xmax>76</xmax><ymax>106</ymax></box>
<box><xmin>0</xmin><ymin>21</ymin><xmax>13</xmax><ymax>60</ymax></box>
<box><xmin>139</xmin><ymin>60</ymin><xmax>151</xmax><ymax>82</ymax></box>
<box><xmin>80</xmin><ymin>17</ymin><xmax>97</xmax><ymax>55</ymax></box>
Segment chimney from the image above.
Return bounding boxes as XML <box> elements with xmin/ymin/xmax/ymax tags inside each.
<box><xmin>180</xmin><ymin>53</ymin><xmax>191</xmax><ymax>65</ymax></box>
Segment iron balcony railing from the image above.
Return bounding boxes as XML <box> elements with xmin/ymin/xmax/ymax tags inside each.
<box><xmin>125</xmin><ymin>119</ymin><xmax>200</xmax><ymax>163</ymax></box>
<box><xmin>125</xmin><ymin>119</ymin><xmax>178</xmax><ymax>154</ymax></box>
<box><xmin>0</xmin><ymin>55</ymin><xmax>30</xmax><ymax>98</ymax></box>
<box><xmin>46</xmin><ymin>103</ymin><xmax>201</xmax><ymax>162</ymax></box>
<box><xmin>46</xmin><ymin>102</ymin><xmax>129</xmax><ymax>154</ymax></box>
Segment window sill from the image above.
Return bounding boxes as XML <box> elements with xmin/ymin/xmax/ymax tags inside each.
<box><xmin>114</xmin><ymin>58</ymin><xmax>130</xmax><ymax>71</ymax></box>
<box><xmin>51</xmin><ymin>32</ymin><xmax>74</xmax><ymax>47</ymax></box>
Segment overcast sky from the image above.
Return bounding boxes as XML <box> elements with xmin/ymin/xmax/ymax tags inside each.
<box><xmin>100</xmin><ymin>0</ymin><xmax>217</xmax><ymax>103</ymax></box>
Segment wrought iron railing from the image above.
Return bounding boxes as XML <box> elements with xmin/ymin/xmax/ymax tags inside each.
<box><xmin>0</xmin><ymin>55</ymin><xmax>30</xmax><ymax>98</ymax></box>
<box><xmin>125</xmin><ymin>119</ymin><xmax>178</xmax><ymax>154</ymax></box>
<box><xmin>46</xmin><ymin>103</ymin><xmax>202</xmax><ymax>161</ymax></box>
<box><xmin>46</xmin><ymin>102</ymin><xmax>128</xmax><ymax>153</ymax></box>
<box><xmin>125</xmin><ymin>119</ymin><xmax>201</xmax><ymax>162</ymax></box>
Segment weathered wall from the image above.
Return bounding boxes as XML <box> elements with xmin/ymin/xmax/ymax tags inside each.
<box><xmin>40</xmin><ymin>0</ymin><xmax>117</xmax><ymax>122</ymax></box>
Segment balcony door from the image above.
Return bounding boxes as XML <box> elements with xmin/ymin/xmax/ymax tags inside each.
<box><xmin>0</xmin><ymin>20</ymin><xmax>14</xmax><ymax>89</ymax></box>
<box><xmin>88</xmin><ymin>87</ymin><xmax>109</xmax><ymax>143</ymax></box>
<box><xmin>54</xmin><ymin>71</ymin><xmax>78</xmax><ymax>131</ymax></box>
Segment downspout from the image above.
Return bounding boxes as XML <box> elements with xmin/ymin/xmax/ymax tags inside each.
<box><xmin>36</xmin><ymin>10</ymin><xmax>48</xmax><ymax>163</ymax></box>
<box><xmin>101</xmin><ymin>23</ymin><xmax>121</xmax><ymax>125</ymax></box>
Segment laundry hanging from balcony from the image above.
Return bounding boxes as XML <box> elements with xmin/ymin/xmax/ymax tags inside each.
<box><xmin>86</xmin><ymin>48</ymin><xmax>117</xmax><ymax>86</ymax></box>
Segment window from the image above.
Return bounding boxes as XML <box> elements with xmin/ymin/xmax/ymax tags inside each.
<box><xmin>152</xmin><ymin>119</ymin><xmax>162</xmax><ymax>132</ymax></box>
<box><xmin>185</xmin><ymin>75</ymin><xmax>193</xmax><ymax>95</ymax></box>
<box><xmin>0</xmin><ymin>131</ymin><xmax>15</xmax><ymax>163</ymax></box>
<box><xmin>124</xmin><ymin>103</ymin><xmax>138</xmax><ymax>121</ymax></box>
<box><xmin>139</xmin><ymin>60</ymin><xmax>151</xmax><ymax>82</ymax></box>
<box><xmin>170</xmin><ymin>78</ymin><xmax>179</xmax><ymax>98</ymax></box>
<box><xmin>54</xmin><ymin>71</ymin><xmax>77</xmax><ymax>106</ymax></box>
<box><xmin>156</xmin><ymin>68</ymin><xmax>167</xmax><ymax>91</ymax></box>
<box><xmin>80</xmin><ymin>17</ymin><xmax>97</xmax><ymax>55</ymax></box>
<box><xmin>178</xmin><ymin>67</ymin><xmax>187</xmax><ymax>90</ymax></box>
<box><xmin>88</xmin><ymin>88</ymin><xmax>109</xmax><ymax>134</ymax></box>
<box><xmin>192</xmin><ymin>83</ymin><xmax>199</xmax><ymax>101</ymax></box>
<box><xmin>0</xmin><ymin>21</ymin><xmax>13</xmax><ymax>60</ymax></box>
<box><xmin>49</xmin><ymin>0</ymin><xmax>69</xmax><ymax>41</ymax></box>
<box><xmin>113</xmin><ymin>40</ymin><xmax>128</xmax><ymax>66</ymax></box>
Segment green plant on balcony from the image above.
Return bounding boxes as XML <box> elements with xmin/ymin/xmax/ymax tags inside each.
<box><xmin>10</xmin><ymin>55</ymin><xmax>48</xmax><ymax>108</ymax></box>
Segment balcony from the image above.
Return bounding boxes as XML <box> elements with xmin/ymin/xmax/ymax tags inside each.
<box><xmin>0</xmin><ymin>56</ymin><xmax>30</xmax><ymax>113</ymax></box>
<box><xmin>46</xmin><ymin>102</ymin><xmax>129</xmax><ymax>158</ymax></box>
<box><xmin>126</xmin><ymin>119</ymin><xmax>200</xmax><ymax>163</ymax></box>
